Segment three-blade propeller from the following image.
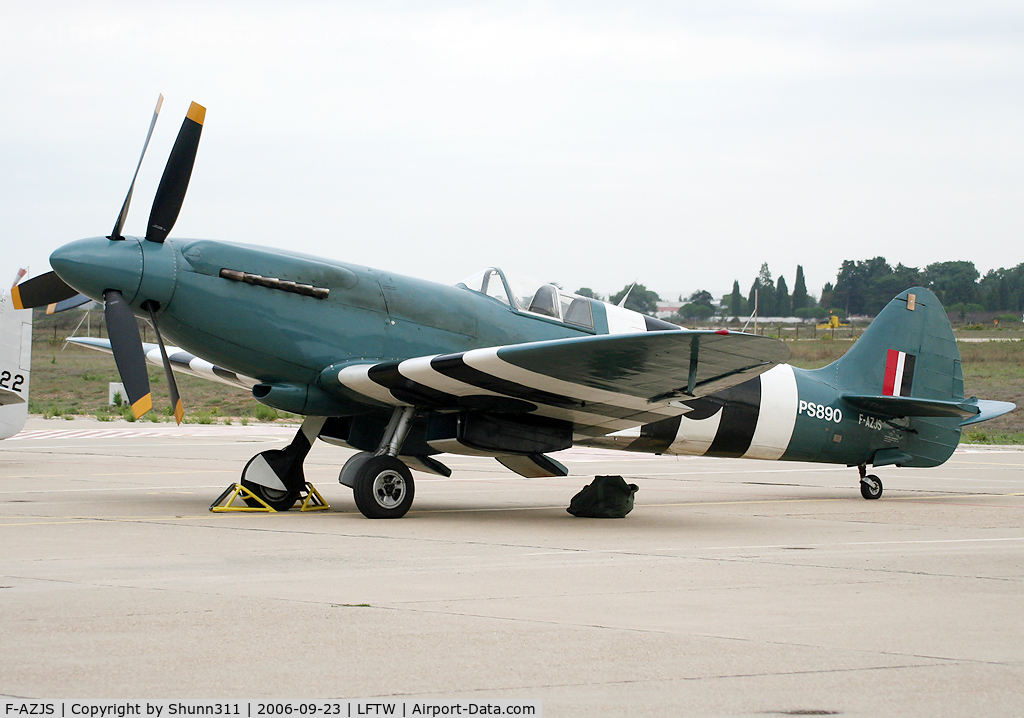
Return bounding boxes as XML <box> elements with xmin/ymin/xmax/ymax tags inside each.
<box><xmin>13</xmin><ymin>96</ymin><xmax>204</xmax><ymax>423</ymax></box>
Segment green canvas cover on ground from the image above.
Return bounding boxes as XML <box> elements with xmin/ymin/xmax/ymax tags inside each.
<box><xmin>567</xmin><ymin>475</ymin><xmax>639</xmax><ymax>518</ymax></box>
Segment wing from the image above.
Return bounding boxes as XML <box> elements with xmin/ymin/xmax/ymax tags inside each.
<box><xmin>322</xmin><ymin>330</ymin><xmax>789</xmax><ymax>436</ymax></box>
<box><xmin>71</xmin><ymin>330</ymin><xmax>790</xmax><ymax>438</ymax></box>
<box><xmin>68</xmin><ymin>337</ymin><xmax>258</xmax><ymax>391</ymax></box>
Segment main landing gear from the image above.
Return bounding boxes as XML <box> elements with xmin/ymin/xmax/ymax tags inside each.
<box><xmin>234</xmin><ymin>409</ymin><xmax>420</xmax><ymax>519</ymax></box>
<box><xmin>339</xmin><ymin>407</ymin><xmax>417</xmax><ymax>519</ymax></box>
<box><xmin>343</xmin><ymin>453</ymin><xmax>414</xmax><ymax>519</ymax></box>
<box><xmin>858</xmin><ymin>464</ymin><xmax>883</xmax><ymax>500</ymax></box>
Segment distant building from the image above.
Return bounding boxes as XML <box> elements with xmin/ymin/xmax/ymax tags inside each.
<box><xmin>654</xmin><ymin>301</ymin><xmax>684</xmax><ymax>319</ymax></box>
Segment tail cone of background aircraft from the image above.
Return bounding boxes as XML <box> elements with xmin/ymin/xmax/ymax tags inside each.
<box><xmin>12</xmin><ymin>95</ymin><xmax>204</xmax><ymax>423</ymax></box>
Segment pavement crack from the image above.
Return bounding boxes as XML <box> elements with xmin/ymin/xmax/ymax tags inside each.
<box><xmin>358</xmin><ymin>661</ymin><xmax>965</xmax><ymax>699</ymax></box>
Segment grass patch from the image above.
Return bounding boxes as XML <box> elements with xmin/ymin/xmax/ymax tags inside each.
<box><xmin>786</xmin><ymin>340</ymin><xmax>854</xmax><ymax>369</ymax></box>
<box><xmin>961</xmin><ymin>430</ymin><xmax>1024</xmax><ymax>445</ymax></box>
<box><xmin>253</xmin><ymin>404</ymin><xmax>280</xmax><ymax>421</ymax></box>
<box><xmin>28</xmin><ymin>339</ymin><xmax>280</xmax><ymax>422</ymax></box>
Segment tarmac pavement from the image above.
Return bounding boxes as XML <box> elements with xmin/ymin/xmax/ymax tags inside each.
<box><xmin>1</xmin><ymin>418</ymin><xmax>1022</xmax><ymax>716</ymax></box>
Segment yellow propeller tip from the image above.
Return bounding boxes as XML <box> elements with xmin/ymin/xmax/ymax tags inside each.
<box><xmin>132</xmin><ymin>394</ymin><xmax>153</xmax><ymax>420</ymax></box>
<box><xmin>187</xmin><ymin>102</ymin><xmax>206</xmax><ymax>126</ymax></box>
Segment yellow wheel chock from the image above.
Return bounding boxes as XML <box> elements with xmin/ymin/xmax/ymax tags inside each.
<box><xmin>209</xmin><ymin>482</ymin><xmax>330</xmax><ymax>513</ymax></box>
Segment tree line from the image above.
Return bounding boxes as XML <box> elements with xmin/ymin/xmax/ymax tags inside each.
<box><xmin>821</xmin><ymin>258</ymin><xmax>1024</xmax><ymax>318</ymax></box>
<box><xmin>579</xmin><ymin>257</ymin><xmax>1024</xmax><ymax>320</ymax></box>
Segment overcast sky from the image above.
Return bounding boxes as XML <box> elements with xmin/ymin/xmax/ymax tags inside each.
<box><xmin>2</xmin><ymin>1</ymin><xmax>1022</xmax><ymax>303</ymax></box>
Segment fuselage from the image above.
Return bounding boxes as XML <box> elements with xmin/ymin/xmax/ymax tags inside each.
<box><xmin>49</xmin><ymin>235</ymin><xmax>961</xmax><ymax>470</ymax></box>
<box><xmin>580</xmin><ymin>362</ymin><xmax>950</xmax><ymax>468</ymax></box>
<box><xmin>53</xmin><ymin>237</ymin><xmax>602</xmax><ymax>380</ymax></box>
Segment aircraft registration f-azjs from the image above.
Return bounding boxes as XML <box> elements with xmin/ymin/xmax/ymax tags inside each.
<box><xmin>13</xmin><ymin>98</ymin><xmax>1015</xmax><ymax>517</ymax></box>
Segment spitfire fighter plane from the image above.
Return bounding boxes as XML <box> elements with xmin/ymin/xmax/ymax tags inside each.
<box><xmin>13</xmin><ymin>98</ymin><xmax>1015</xmax><ymax>517</ymax></box>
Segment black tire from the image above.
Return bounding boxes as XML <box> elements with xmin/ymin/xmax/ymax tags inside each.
<box><xmin>860</xmin><ymin>474</ymin><xmax>883</xmax><ymax>500</ymax></box>
<box><xmin>352</xmin><ymin>455</ymin><xmax>415</xmax><ymax>519</ymax></box>
<box><xmin>239</xmin><ymin>454</ymin><xmax>299</xmax><ymax>511</ymax></box>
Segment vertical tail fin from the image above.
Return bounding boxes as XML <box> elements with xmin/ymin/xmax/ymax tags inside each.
<box><xmin>829</xmin><ymin>287</ymin><xmax>964</xmax><ymax>401</ymax></box>
<box><xmin>816</xmin><ymin>287</ymin><xmax>964</xmax><ymax>467</ymax></box>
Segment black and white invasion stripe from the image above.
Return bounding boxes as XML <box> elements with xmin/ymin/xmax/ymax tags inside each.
<box><xmin>334</xmin><ymin>346</ymin><xmax>689</xmax><ymax>438</ymax></box>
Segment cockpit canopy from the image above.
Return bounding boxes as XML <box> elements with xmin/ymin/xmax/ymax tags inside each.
<box><xmin>458</xmin><ymin>267</ymin><xmax>595</xmax><ymax>330</ymax></box>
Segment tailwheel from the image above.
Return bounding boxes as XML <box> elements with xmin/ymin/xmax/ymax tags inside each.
<box><xmin>352</xmin><ymin>455</ymin><xmax>415</xmax><ymax>519</ymax></box>
<box><xmin>860</xmin><ymin>474</ymin><xmax>883</xmax><ymax>500</ymax></box>
<box><xmin>240</xmin><ymin>477</ymin><xmax>299</xmax><ymax>511</ymax></box>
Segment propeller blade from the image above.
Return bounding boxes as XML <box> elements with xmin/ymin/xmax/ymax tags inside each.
<box><xmin>104</xmin><ymin>289</ymin><xmax>152</xmax><ymax>419</ymax></box>
<box><xmin>145</xmin><ymin>303</ymin><xmax>184</xmax><ymax>425</ymax></box>
<box><xmin>11</xmin><ymin>271</ymin><xmax>79</xmax><ymax>310</ymax></box>
<box><xmin>111</xmin><ymin>94</ymin><xmax>164</xmax><ymax>240</ymax></box>
<box><xmin>146</xmin><ymin>101</ymin><xmax>205</xmax><ymax>244</ymax></box>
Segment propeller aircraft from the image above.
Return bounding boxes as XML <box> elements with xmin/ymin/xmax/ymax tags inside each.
<box><xmin>2</xmin><ymin>267</ymin><xmax>91</xmax><ymax>440</ymax></box>
<box><xmin>13</xmin><ymin>97</ymin><xmax>1015</xmax><ymax>517</ymax></box>
<box><xmin>1</xmin><ymin>275</ymin><xmax>33</xmax><ymax>440</ymax></box>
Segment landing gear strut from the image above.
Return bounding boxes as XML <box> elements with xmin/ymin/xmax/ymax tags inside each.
<box><xmin>340</xmin><ymin>407</ymin><xmax>418</xmax><ymax>519</ymax></box>
<box><xmin>858</xmin><ymin>464</ymin><xmax>883</xmax><ymax>500</ymax></box>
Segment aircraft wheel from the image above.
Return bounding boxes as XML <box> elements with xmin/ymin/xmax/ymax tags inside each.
<box><xmin>352</xmin><ymin>455</ymin><xmax>415</xmax><ymax>519</ymax></box>
<box><xmin>860</xmin><ymin>474</ymin><xmax>883</xmax><ymax>500</ymax></box>
<box><xmin>240</xmin><ymin>477</ymin><xmax>299</xmax><ymax>511</ymax></box>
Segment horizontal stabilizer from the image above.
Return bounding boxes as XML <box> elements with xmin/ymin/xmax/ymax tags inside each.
<box><xmin>842</xmin><ymin>393</ymin><xmax>980</xmax><ymax>419</ymax></box>
<box><xmin>960</xmin><ymin>399</ymin><xmax>1017</xmax><ymax>427</ymax></box>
